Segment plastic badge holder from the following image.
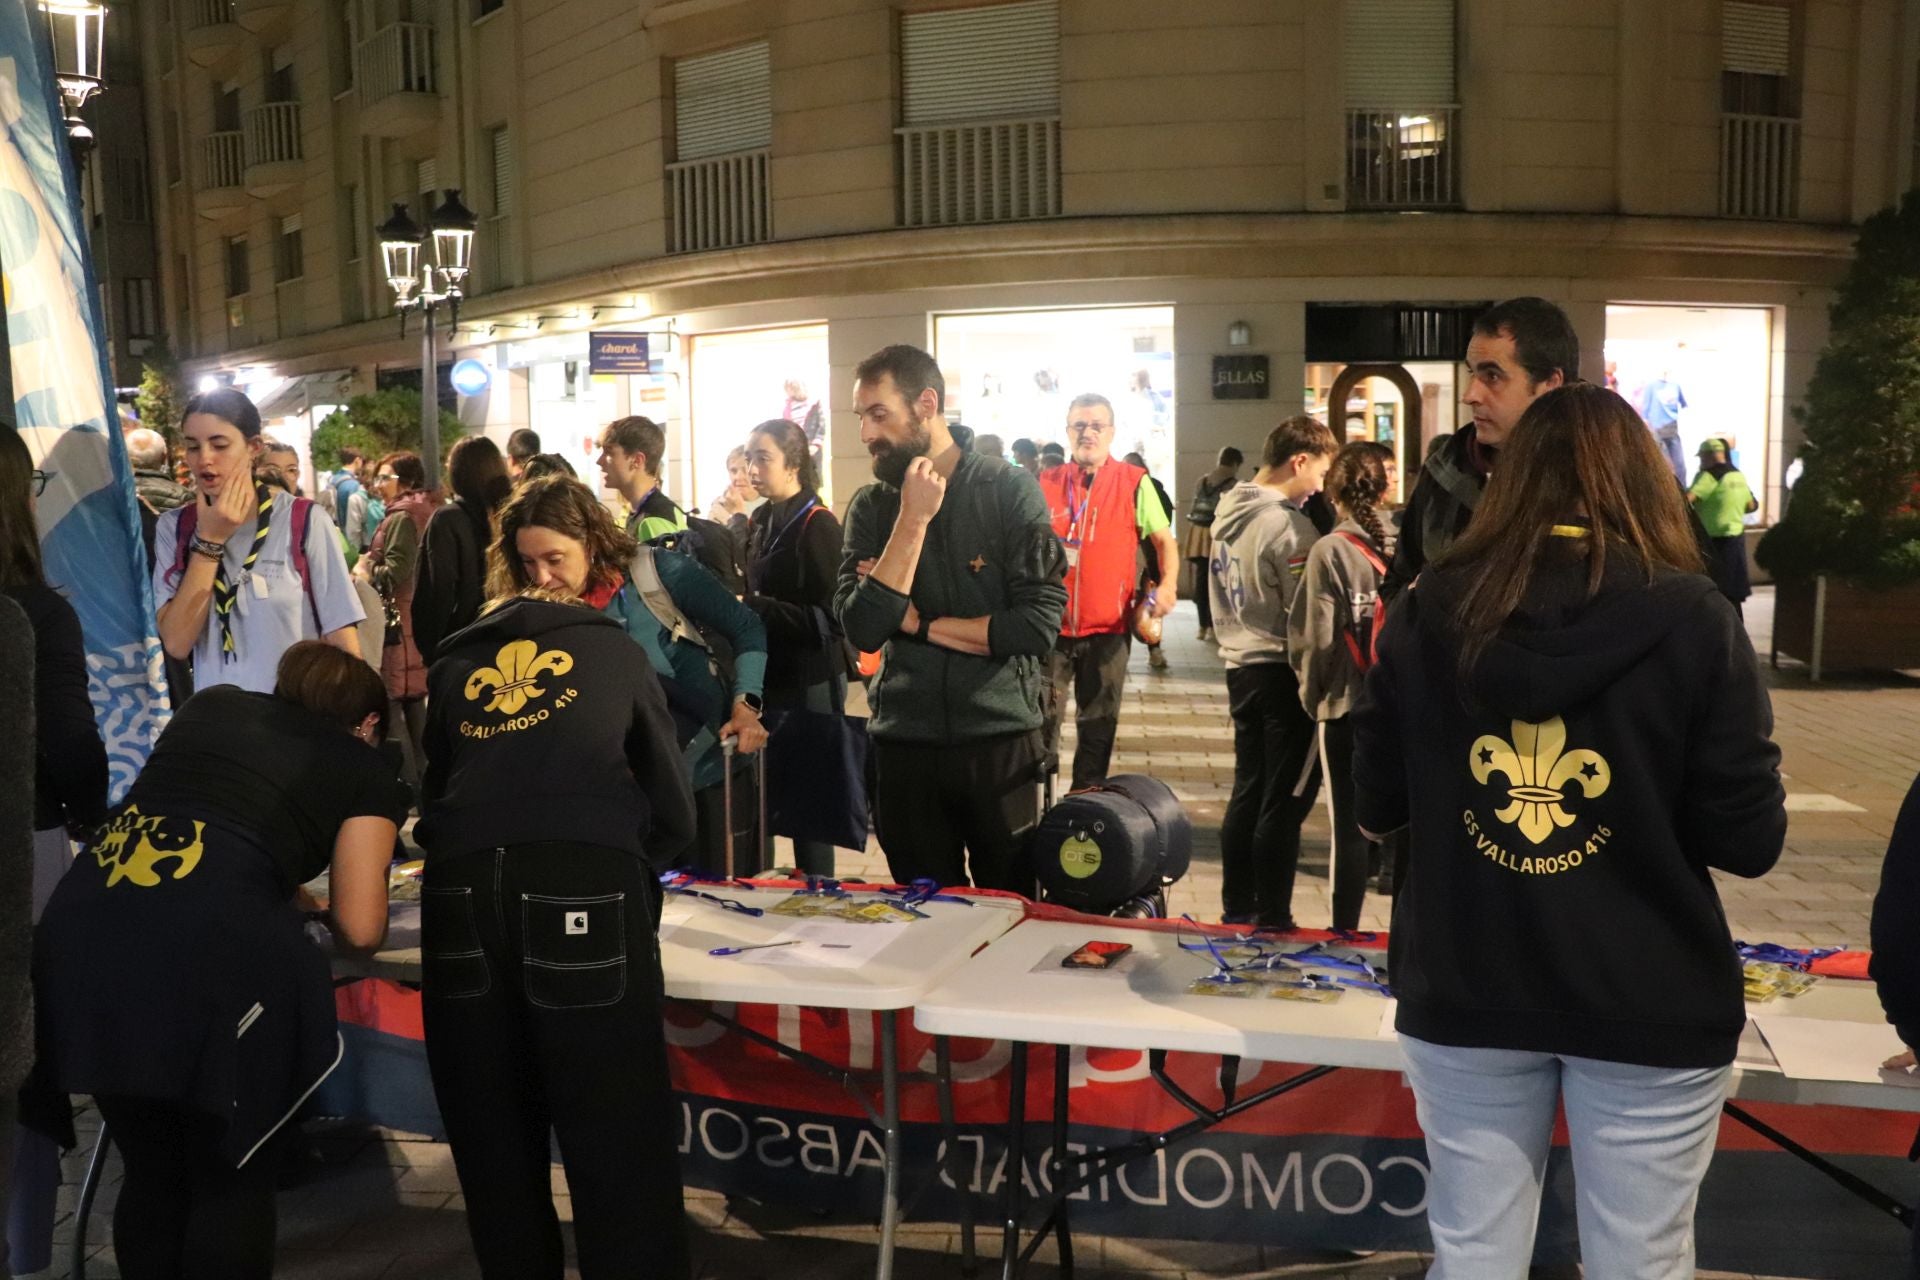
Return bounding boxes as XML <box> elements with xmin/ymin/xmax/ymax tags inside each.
<box><xmin>1189</xmin><ymin>974</ymin><xmax>1262</xmax><ymax>999</ymax></box>
<box><xmin>838</xmin><ymin>900</ymin><xmax>920</xmax><ymax>925</ymax></box>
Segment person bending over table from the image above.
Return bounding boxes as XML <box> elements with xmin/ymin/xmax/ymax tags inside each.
<box><xmin>31</xmin><ymin>642</ymin><xmax>407</xmax><ymax>1280</ymax></box>
<box><xmin>1351</xmin><ymin>384</ymin><xmax>1785</xmax><ymax>1278</ymax></box>
<box><xmin>417</xmin><ymin>583</ymin><xmax>696</xmax><ymax>1280</ymax></box>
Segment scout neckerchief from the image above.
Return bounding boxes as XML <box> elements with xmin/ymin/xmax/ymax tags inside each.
<box><xmin>213</xmin><ymin>483</ymin><xmax>274</xmax><ymax>660</ymax></box>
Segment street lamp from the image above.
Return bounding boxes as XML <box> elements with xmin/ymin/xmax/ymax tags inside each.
<box><xmin>39</xmin><ymin>0</ymin><xmax>108</xmax><ymax>152</ymax></box>
<box><xmin>378</xmin><ymin>190</ymin><xmax>477</xmax><ymax>489</ymax></box>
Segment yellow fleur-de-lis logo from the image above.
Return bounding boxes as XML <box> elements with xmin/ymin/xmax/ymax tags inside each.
<box><xmin>94</xmin><ymin>805</ymin><xmax>206</xmax><ymax>888</ymax></box>
<box><xmin>464</xmin><ymin>640</ymin><xmax>574</xmax><ymax>714</ymax></box>
<box><xmin>1469</xmin><ymin>717</ymin><xmax>1611</xmax><ymax>845</ymax></box>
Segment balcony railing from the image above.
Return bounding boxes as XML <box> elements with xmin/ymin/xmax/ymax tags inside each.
<box><xmin>1720</xmin><ymin>113</ymin><xmax>1800</xmax><ymax>220</ymax></box>
<box><xmin>666</xmin><ymin>149</ymin><xmax>770</xmax><ymax>254</ymax></box>
<box><xmin>357</xmin><ymin>21</ymin><xmax>438</xmax><ymax>106</ymax></box>
<box><xmin>188</xmin><ymin>0</ymin><xmax>236</xmax><ymax>28</ymax></box>
<box><xmin>897</xmin><ymin>116</ymin><xmax>1059</xmax><ymax>228</ymax></box>
<box><xmin>1346</xmin><ymin>106</ymin><xmax>1459</xmax><ymax>209</ymax></box>
<box><xmin>243</xmin><ymin>101</ymin><xmax>301</xmax><ymax>168</ymax></box>
<box><xmin>199</xmin><ymin>131</ymin><xmax>243</xmax><ymax>189</ymax></box>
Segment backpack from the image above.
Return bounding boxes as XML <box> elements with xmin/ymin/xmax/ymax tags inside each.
<box><xmin>364</xmin><ymin>494</ymin><xmax>387</xmax><ymax>546</ymax></box>
<box><xmin>648</xmin><ymin>499</ymin><xmax>746</xmax><ymax>595</ymax></box>
<box><xmin>166</xmin><ymin>497</ymin><xmax>321</xmax><ymax>630</ymax></box>
<box><xmin>628</xmin><ymin>548</ymin><xmax>743</xmax><ymax>780</ymax></box>
<box><xmin>1187</xmin><ymin>476</ymin><xmax>1231</xmax><ymax>527</ymax></box>
<box><xmin>1333</xmin><ymin>531</ymin><xmax>1389</xmax><ymax>674</ymax></box>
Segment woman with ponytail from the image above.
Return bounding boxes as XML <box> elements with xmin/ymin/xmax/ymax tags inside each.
<box><xmin>155</xmin><ymin>389</ymin><xmax>365</xmax><ymax>693</ymax></box>
<box><xmin>1286</xmin><ymin>441</ymin><xmax>1395</xmax><ymax>929</ymax></box>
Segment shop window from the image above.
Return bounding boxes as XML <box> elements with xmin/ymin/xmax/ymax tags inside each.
<box><xmin>688</xmin><ymin>325</ymin><xmax>830</xmax><ymax>507</ymax></box>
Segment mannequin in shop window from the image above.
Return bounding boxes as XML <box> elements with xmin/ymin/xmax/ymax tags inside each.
<box><xmin>1636</xmin><ymin>368</ymin><xmax>1689</xmax><ymax>482</ymax></box>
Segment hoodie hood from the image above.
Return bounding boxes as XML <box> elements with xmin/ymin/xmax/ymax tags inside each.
<box><xmin>1415</xmin><ymin>549</ymin><xmax>1720</xmax><ymax>723</ymax></box>
<box><xmin>1211</xmin><ymin>480</ymin><xmax>1295</xmax><ymax>542</ymax></box>
<box><xmin>438</xmin><ymin>596</ymin><xmax>621</xmax><ymax>656</ymax></box>
<box><xmin>1422</xmin><ymin>424</ymin><xmax>1493</xmax><ymax>515</ymax></box>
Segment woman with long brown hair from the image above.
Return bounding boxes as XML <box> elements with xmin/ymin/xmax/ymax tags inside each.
<box><xmin>1351</xmin><ymin>383</ymin><xmax>1785</xmax><ymax>1275</ymax></box>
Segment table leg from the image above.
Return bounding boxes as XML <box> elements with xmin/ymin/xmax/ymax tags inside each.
<box><xmin>70</xmin><ymin>1121</ymin><xmax>112</xmax><ymax>1280</ymax></box>
<box><xmin>878</xmin><ymin>1009</ymin><xmax>902</xmax><ymax>1280</ymax></box>
<box><xmin>1000</xmin><ymin>1040</ymin><xmax>1029</xmax><ymax>1280</ymax></box>
<box><xmin>1050</xmin><ymin>1044</ymin><xmax>1074</xmax><ymax>1277</ymax></box>
<box><xmin>935</xmin><ymin>1036</ymin><xmax>978</xmax><ymax>1275</ymax></box>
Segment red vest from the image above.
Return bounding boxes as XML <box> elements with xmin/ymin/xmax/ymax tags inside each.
<box><xmin>1039</xmin><ymin>459</ymin><xmax>1148</xmax><ymax>638</ymax></box>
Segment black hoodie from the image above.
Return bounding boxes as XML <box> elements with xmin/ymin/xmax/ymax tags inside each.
<box><xmin>1352</xmin><ymin>545</ymin><xmax>1785</xmax><ymax>1069</ymax></box>
<box><xmin>418</xmin><ymin>598</ymin><xmax>696</xmax><ymax>866</ymax></box>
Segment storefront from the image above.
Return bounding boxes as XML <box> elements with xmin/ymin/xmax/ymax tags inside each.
<box><xmin>686</xmin><ymin>324</ymin><xmax>831</xmax><ymax>507</ymax></box>
<box><xmin>1304</xmin><ymin>361</ymin><xmax>1459</xmax><ymax>502</ymax></box>
<box><xmin>933</xmin><ymin>306</ymin><xmax>1177</xmax><ymax>483</ymax></box>
<box><xmin>503</xmin><ymin>333</ymin><xmax>619</xmax><ymax>485</ymax></box>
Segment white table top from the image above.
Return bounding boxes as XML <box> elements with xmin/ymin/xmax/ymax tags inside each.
<box><xmin>912</xmin><ymin>919</ymin><xmax>1920</xmax><ymax>1115</ymax></box>
<box><xmin>336</xmin><ymin>884</ymin><xmax>1025</xmax><ymax>1014</ymax></box>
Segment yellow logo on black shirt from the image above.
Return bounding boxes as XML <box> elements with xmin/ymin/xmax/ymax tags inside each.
<box><xmin>465</xmin><ymin>640</ymin><xmax>574</xmax><ymax>714</ymax></box>
<box><xmin>1469</xmin><ymin>717</ymin><xmax>1611</xmax><ymax>845</ymax></box>
<box><xmin>94</xmin><ymin>805</ymin><xmax>206</xmax><ymax>888</ymax></box>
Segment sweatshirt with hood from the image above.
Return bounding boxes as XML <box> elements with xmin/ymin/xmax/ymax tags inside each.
<box><xmin>1381</xmin><ymin>425</ymin><xmax>1490</xmax><ymax>603</ymax></box>
<box><xmin>418</xmin><ymin>597</ymin><xmax>697</xmax><ymax>867</ymax></box>
<box><xmin>1351</xmin><ymin>543</ymin><xmax>1785</xmax><ymax>1069</ymax></box>
<box><xmin>1206</xmin><ymin>482</ymin><xmax>1320</xmax><ymax>669</ymax></box>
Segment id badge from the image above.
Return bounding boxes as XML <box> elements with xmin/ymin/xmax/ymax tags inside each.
<box><xmin>1063</xmin><ymin>545</ymin><xmax>1081</xmax><ymax>568</ymax></box>
<box><xmin>250</xmin><ymin>571</ymin><xmax>271</xmax><ymax>599</ymax></box>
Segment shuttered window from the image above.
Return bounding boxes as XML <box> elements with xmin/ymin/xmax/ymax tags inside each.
<box><xmin>1343</xmin><ymin>0</ymin><xmax>1457</xmax><ymax>106</ymax></box>
<box><xmin>674</xmin><ymin>42</ymin><xmax>771</xmax><ymax>162</ymax></box>
<box><xmin>1724</xmin><ymin>2</ymin><xmax>1791</xmax><ymax>75</ymax></box>
<box><xmin>490</xmin><ymin>126</ymin><xmax>513</xmax><ymax>217</ymax></box>
<box><xmin>900</xmin><ymin>0</ymin><xmax>1059</xmax><ymax>127</ymax></box>
<box><xmin>416</xmin><ymin>157</ymin><xmax>437</xmax><ymax>200</ymax></box>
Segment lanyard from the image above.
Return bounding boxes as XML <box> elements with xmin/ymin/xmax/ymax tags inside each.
<box><xmin>1063</xmin><ymin>470</ymin><xmax>1093</xmax><ymax>544</ymax></box>
<box><xmin>761</xmin><ymin>497</ymin><xmax>818</xmax><ymax>558</ymax></box>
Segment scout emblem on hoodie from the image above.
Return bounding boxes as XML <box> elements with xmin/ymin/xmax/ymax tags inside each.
<box><xmin>465</xmin><ymin>640</ymin><xmax>574</xmax><ymax>714</ymax></box>
<box><xmin>1470</xmin><ymin>717</ymin><xmax>1611</xmax><ymax>845</ymax></box>
<box><xmin>93</xmin><ymin>805</ymin><xmax>206</xmax><ymax>888</ymax></box>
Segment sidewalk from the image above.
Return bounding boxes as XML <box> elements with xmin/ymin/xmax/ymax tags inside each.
<box><xmin>40</xmin><ymin>587</ymin><xmax>1917</xmax><ymax>1279</ymax></box>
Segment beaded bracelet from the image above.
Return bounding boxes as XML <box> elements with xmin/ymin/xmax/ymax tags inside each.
<box><xmin>189</xmin><ymin>535</ymin><xmax>227</xmax><ymax>561</ymax></box>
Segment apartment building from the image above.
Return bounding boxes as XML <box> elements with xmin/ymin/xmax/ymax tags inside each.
<box><xmin>144</xmin><ymin>0</ymin><xmax>1920</xmax><ymax>520</ymax></box>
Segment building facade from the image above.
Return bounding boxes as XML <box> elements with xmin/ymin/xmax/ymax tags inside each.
<box><xmin>143</xmin><ymin>0</ymin><xmax>1920</xmax><ymax>525</ymax></box>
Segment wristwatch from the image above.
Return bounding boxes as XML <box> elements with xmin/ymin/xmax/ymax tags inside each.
<box><xmin>737</xmin><ymin>693</ymin><xmax>764</xmax><ymax>715</ymax></box>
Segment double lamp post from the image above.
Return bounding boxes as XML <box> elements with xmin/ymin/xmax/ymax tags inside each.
<box><xmin>377</xmin><ymin>191</ymin><xmax>477</xmax><ymax>489</ymax></box>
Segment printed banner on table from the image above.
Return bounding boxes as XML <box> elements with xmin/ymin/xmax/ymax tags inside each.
<box><xmin>0</xmin><ymin>0</ymin><xmax>167</xmax><ymax>797</ymax></box>
<box><xmin>326</xmin><ymin>980</ymin><xmax>1918</xmax><ymax>1276</ymax></box>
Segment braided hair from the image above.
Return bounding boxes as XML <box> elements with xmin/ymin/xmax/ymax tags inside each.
<box><xmin>1326</xmin><ymin>441</ymin><xmax>1392</xmax><ymax>554</ymax></box>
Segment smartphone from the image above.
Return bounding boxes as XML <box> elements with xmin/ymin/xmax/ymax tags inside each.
<box><xmin>1062</xmin><ymin>940</ymin><xmax>1133</xmax><ymax>970</ymax></box>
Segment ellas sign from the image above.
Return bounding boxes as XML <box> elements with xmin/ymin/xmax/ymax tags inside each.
<box><xmin>1211</xmin><ymin>355</ymin><xmax>1269</xmax><ymax>400</ymax></box>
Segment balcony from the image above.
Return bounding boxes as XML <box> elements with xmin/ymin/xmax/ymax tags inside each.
<box><xmin>1720</xmin><ymin>113</ymin><xmax>1800</xmax><ymax>220</ymax></box>
<box><xmin>183</xmin><ymin>0</ymin><xmax>247</xmax><ymax>70</ymax></box>
<box><xmin>195</xmin><ymin>131</ymin><xmax>246</xmax><ymax>219</ymax></box>
<box><xmin>243</xmin><ymin>102</ymin><xmax>301</xmax><ymax>197</ymax></box>
<box><xmin>897</xmin><ymin>116</ymin><xmax>1059</xmax><ymax>228</ymax></box>
<box><xmin>355</xmin><ymin>22</ymin><xmax>440</xmax><ymax>138</ymax></box>
<box><xmin>666</xmin><ymin>149</ymin><xmax>770</xmax><ymax>254</ymax></box>
<box><xmin>1345</xmin><ymin>106</ymin><xmax>1459</xmax><ymax>210</ymax></box>
<box><xmin>232</xmin><ymin>0</ymin><xmax>291</xmax><ymax>39</ymax></box>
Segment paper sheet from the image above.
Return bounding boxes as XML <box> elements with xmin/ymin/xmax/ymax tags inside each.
<box><xmin>658</xmin><ymin>899</ymin><xmax>696</xmax><ymax>944</ymax></box>
<box><xmin>1752</xmin><ymin>1016</ymin><xmax>1920</xmax><ymax>1087</ymax></box>
<box><xmin>1375</xmin><ymin>1000</ymin><xmax>1400</xmax><ymax>1042</ymax></box>
<box><xmin>730</xmin><ymin>918</ymin><xmax>908</xmax><ymax>968</ymax></box>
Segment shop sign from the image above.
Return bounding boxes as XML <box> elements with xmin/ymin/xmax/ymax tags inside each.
<box><xmin>449</xmin><ymin>359</ymin><xmax>491</xmax><ymax>396</ymax></box>
<box><xmin>1211</xmin><ymin>355</ymin><xmax>1270</xmax><ymax>400</ymax></box>
<box><xmin>499</xmin><ymin>333</ymin><xmax>590</xmax><ymax>370</ymax></box>
<box><xmin>589</xmin><ymin>332</ymin><xmax>653</xmax><ymax>375</ymax></box>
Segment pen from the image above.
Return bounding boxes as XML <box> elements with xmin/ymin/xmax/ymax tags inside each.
<box><xmin>710</xmin><ymin>940</ymin><xmax>800</xmax><ymax>957</ymax></box>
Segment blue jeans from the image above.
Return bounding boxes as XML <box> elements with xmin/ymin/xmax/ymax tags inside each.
<box><xmin>1399</xmin><ymin>1033</ymin><xmax>1730</xmax><ymax>1279</ymax></box>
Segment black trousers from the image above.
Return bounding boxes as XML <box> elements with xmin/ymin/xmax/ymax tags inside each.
<box><xmin>1187</xmin><ymin>558</ymin><xmax>1213</xmax><ymax>631</ymax></box>
<box><xmin>871</xmin><ymin>730</ymin><xmax>1044</xmax><ymax>894</ymax></box>
<box><xmin>1318</xmin><ymin>716</ymin><xmax>1373</xmax><ymax>931</ymax></box>
<box><xmin>422</xmin><ymin>843</ymin><xmax>688</xmax><ymax>1280</ymax></box>
<box><xmin>1043</xmin><ymin>633</ymin><xmax>1131</xmax><ymax>790</ymax></box>
<box><xmin>93</xmin><ymin>1095</ymin><xmax>284</xmax><ymax>1280</ymax></box>
<box><xmin>1220</xmin><ymin>663</ymin><xmax>1322</xmax><ymax>926</ymax></box>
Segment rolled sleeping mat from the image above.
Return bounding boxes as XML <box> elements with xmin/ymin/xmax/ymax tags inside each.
<box><xmin>1031</xmin><ymin>773</ymin><xmax>1192</xmax><ymax>915</ymax></box>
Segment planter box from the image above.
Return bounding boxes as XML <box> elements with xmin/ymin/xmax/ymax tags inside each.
<box><xmin>1773</xmin><ymin>575</ymin><xmax>1920</xmax><ymax>678</ymax></box>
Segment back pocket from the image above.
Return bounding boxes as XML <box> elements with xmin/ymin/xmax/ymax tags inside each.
<box><xmin>521</xmin><ymin>892</ymin><xmax>627</xmax><ymax>1009</ymax></box>
<box><xmin>422</xmin><ymin>886</ymin><xmax>490</xmax><ymax>1000</ymax></box>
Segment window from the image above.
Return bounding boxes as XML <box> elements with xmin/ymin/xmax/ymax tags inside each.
<box><xmin>334</xmin><ymin>0</ymin><xmax>356</xmax><ymax>93</ymax></box>
<box><xmin>489</xmin><ymin>126</ymin><xmax>513</xmax><ymax>217</ymax></box>
<box><xmin>899</xmin><ymin>1</ymin><xmax>1058</xmax><ymax>128</ymax></box>
<box><xmin>173</xmin><ymin>253</ymin><xmax>192</xmax><ymax>348</ymax></box>
<box><xmin>267</xmin><ymin>47</ymin><xmax>296</xmax><ymax>102</ymax></box>
<box><xmin>673</xmin><ymin>42</ymin><xmax>770</xmax><ymax>162</ymax></box>
<box><xmin>416</xmin><ymin>156</ymin><xmax>437</xmax><ymax>206</ymax></box>
<box><xmin>475</xmin><ymin>0</ymin><xmax>503</xmax><ymax>17</ymax></box>
<box><xmin>224</xmin><ymin>236</ymin><xmax>249</xmax><ymax>298</ymax></box>
<box><xmin>165</xmin><ymin>109</ymin><xmax>182</xmax><ymax>182</ymax></box>
<box><xmin>122</xmin><ymin>277</ymin><xmax>158</xmax><ymax>339</ymax></box>
<box><xmin>1342</xmin><ymin>0</ymin><xmax>1459</xmax><ymax>208</ymax></box>
<box><xmin>214</xmin><ymin>84</ymin><xmax>240</xmax><ymax>132</ymax></box>
<box><xmin>1722</xmin><ymin>1</ymin><xmax>1793</xmax><ymax>115</ymax></box>
<box><xmin>116</xmin><ymin>155</ymin><xmax>150</xmax><ymax>222</ymax></box>
<box><xmin>342</xmin><ymin>183</ymin><xmax>363</xmax><ymax>260</ymax></box>
<box><xmin>275</xmin><ymin>215</ymin><xmax>304</xmax><ymax>283</ymax></box>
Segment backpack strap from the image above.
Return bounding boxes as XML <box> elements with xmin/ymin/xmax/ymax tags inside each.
<box><xmin>165</xmin><ymin>500</ymin><xmax>199</xmax><ymax>590</ymax></box>
<box><xmin>629</xmin><ymin>547</ymin><xmax>708</xmax><ymax>652</ymax></box>
<box><xmin>1334</xmin><ymin>530</ymin><xmax>1388</xmax><ymax>577</ymax></box>
<box><xmin>289</xmin><ymin>496</ymin><xmax>321</xmax><ymax>632</ymax></box>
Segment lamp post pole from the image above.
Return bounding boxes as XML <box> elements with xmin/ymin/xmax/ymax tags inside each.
<box><xmin>378</xmin><ymin>191</ymin><xmax>477</xmax><ymax>493</ymax></box>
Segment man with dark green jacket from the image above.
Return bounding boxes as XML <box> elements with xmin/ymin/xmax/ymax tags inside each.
<box><xmin>836</xmin><ymin>344</ymin><xmax>1067</xmax><ymax>892</ymax></box>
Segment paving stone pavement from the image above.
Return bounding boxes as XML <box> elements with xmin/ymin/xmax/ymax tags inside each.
<box><xmin>35</xmin><ymin>587</ymin><xmax>1916</xmax><ymax>1280</ymax></box>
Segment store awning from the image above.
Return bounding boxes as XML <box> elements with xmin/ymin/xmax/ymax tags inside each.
<box><xmin>254</xmin><ymin>370</ymin><xmax>352</xmax><ymax>420</ymax></box>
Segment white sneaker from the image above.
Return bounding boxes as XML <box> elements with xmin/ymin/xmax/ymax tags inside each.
<box><xmin>1148</xmin><ymin>645</ymin><xmax>1168</xmax><ymax>671</ymax></box>
<box><xmin>1197</xmin><ymin>627</ymin><xmax>1214</xmax><ymax>642</ymax></box>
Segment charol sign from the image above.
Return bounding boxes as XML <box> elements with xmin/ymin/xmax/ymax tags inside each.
<box><xmin>588</xmin><ymin>332</ymin><xmax>654</xmax><ymax>374</ymax></box>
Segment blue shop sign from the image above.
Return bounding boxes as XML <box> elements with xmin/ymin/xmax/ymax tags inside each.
<box><xmin>589</xmin><ymin>332</ymin><xmax>653</xmax><ymax>374</ymax></box>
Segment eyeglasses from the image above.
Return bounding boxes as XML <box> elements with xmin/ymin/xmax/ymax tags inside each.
<box><xmin>29</xmin><ymin>469</ymin><xmax>49</xmax><ymax>497</ymax></box>
<box><xmin>375</xmin><ymin>473</ymin><xmax>399</xmax><ymax>482</ymax></box>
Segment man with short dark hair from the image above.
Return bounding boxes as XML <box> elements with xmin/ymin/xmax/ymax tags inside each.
<box><xmin>505</xmin><ymin>429</ymin><xmax>540</xmax><ymax>481</ymax></box>
<box><xmin>1010</xmin><ymin>437</ymin><xmax>1041</xmax><ymax>477</ymax></box>
<box><xmin>596</xmin><ymin>416</ymin><xmax>686</xmax><ymax>543</ymax></box>
<box><xmin>835</xmin><ymin>344</ymin><xmax>1067</xmax><ymax>892</ymax></box>
<box><xmin>333</xmin><ymin>447</ymin><xmax>371</xmax><ymax>553</ymax></box>
<box><xmin>1382</xmin><ymin>296</ymin><xmax>1579</xmax><ymax>601</ymax></box>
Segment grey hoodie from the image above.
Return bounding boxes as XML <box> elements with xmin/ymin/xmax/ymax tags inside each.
<box><xmin>1287</xmin><ymin>517</ymin><xmax>1397</xmax><ymax>721</ymax></box>
<box><xmin>1206</xmin><ymin>482</ymin><xmax>1319</xmax><ymax>669</ymax></box>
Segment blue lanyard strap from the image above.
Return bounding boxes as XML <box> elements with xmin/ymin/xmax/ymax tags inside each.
<box><xmin>1735</xmin><ymin>941</ymin><xmax>1842</xmax><ymax>971</ymax></box>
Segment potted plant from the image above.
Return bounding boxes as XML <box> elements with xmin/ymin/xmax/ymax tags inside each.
<box><xmin>1755</xmin><ymin>190</ymin><xmax>1920</xmax><ymax>679</ymax></box>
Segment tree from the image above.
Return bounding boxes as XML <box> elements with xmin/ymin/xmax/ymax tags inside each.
<box><xmin>1756</xmin><ymin>190</ymin><xmax>1920</xmax><ymax>587</ymax></box>
<box><xmin>307</xmin><ymin>388</ymin><xmax>464</xmax><ymax>473</ymax></box>
<box><xmin>133</xmin><ymin>347</ymin><xmax>183</xmax><ymax>448</ymax></box>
